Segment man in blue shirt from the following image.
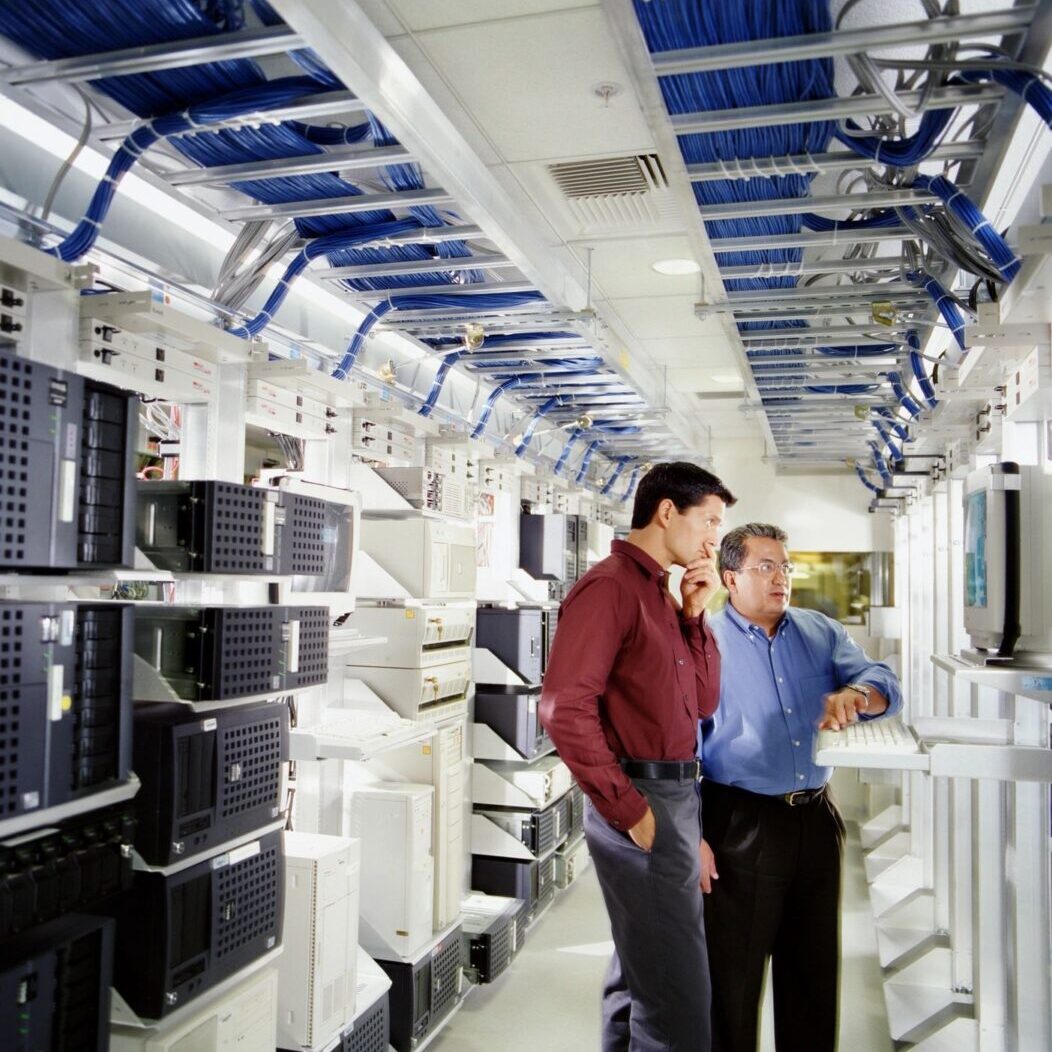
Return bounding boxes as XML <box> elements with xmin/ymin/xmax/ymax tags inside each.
<box><xmin>700</xmin><ymin>523</ymin><xmax>901</xmax><ymax>1052</ymax></box>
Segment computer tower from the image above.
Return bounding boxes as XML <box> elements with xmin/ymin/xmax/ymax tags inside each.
<box><xmin>349</xmin><ymin>784</ymin><xmax>434</xmax><ymax>959</ymax></box>
<box><xmin>110</xmin><ymin>829</ymin><xmax>284</xmax><ymax>1019</ymax></box>
<box><xmin>371</xmin><ymin>723</ymin><xmax>465</xmax><ymax>931</ymax></box>
<box><xmin>278</xmin><ymin>832</ymin><xmax>362</xmax><ymax>1052</ymax></box>
<box><xmin>0</xmin><ymin>601</ymin><xmax>132</xmax><ymax>833</ymax></box>
<box><xmin>348</xmin><ymin>660</ymin><xmax>471</xmax><ymax>722</ymax></box>
<box><xmin>345</xmin><ymin>603</ymin><xmax>475</xmax><ymax>668</ymax></box>
<box><xmin>475</xmin><ymin>606</ymin><xmax>543</xmax><ymax>685</ymax></box>
<box><xmin>473</xmin><ymin>686</ymin><xmax>550</xmax><ymax>760</ymax></box>
<box><xmin>461</xmin><ymin>894</ymin><xmax>526</xmax><ymax>984</ymax></box>
<box><xmin>0</xmin><ymin>347</ymin><xmax>135</xmax><ymax>571</ymax></box>
<box><xmin>132</xmin><ymin>701</ymin><xmax>289</xmax><ymax>866</ymax></box>
<box><xmin>360</xmin><ymin>517</ymin><xmax>476</xmax><ymax>599</ymax></box>
<box><xmin>376</xmin><ymin>926</ymin><xmax>463</xmax><ymax>1052</ymax></box>
<box><xmin>565</xmin><ymin>783</ymin><xmax>585</xmax><ymax>842</ymax></box>
<box><xmin>518</xmin><ymin>513</ymin><xmax>567</xmax><ymax>581</ymax></box>
<box><xmin>133</xmin><ymin>605</ymin><xmax>328</xmax><ymax>703</ymax></box>
<box><xmin>0</xmin><ymin>913</ymin><xmax>115</xmax><ymax>1052</ymax></box>
<box><xmin>110</xmin><ymin>965</ymin><xmax>278</xmax><ymax>1052</ymax></box>
<box><xmin>541</xmin><ymin>606</ymin><xmax>558</xmax><ymax>675</ymax></box>
<box><xmin>0</xmin><ymin>800</ymin><xmax>134</xmax><ymax>939</ymax></box>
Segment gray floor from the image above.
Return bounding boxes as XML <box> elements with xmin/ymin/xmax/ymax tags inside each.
<box><xmin>432</xmin><ymin>824</ymin><xmax>893</xmax><ymax>1051</ymax></box>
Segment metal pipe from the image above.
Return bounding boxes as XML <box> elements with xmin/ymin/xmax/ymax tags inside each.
<box><xmin>718</xmin><ymin>257</ymin><xmax>904</xmax><ymax>279</ymax></box>
<box><xmin>165</xmin><ymin>144</ymin><xmax>415</xmax><ymax>187</ymax></box>
<box><xmin>224</xmin><ymin>187</ymin><xmax>453</xmax><ymax>222</ymax></box>
<box><xmin>669</xmin><ymin>84</ymin><xmax>1002</xmax><ymax>135</ymax></box>
<box><xmin>338</xmin><ymin>280</ymin><xmax>536</xmax><ymax>300</ymax></box>
<box><xmin>698</xmin><ymin>189</ymin><xmax>933</xmax><ymax>221</ymax></box>
<box><xmin>708</xmin><ymin>227</ymin><xmax>912</xmax><ymax>253</ymax></box>
<box><xmin>650</xmin><ymin>8</ymin><xmax>1034</xmax><ymax>75</ymax></box>
<box><xmin>686</xmin><ymin>141</ymin><xmax>984</xmax><ymax>182</ymax></box>
<box><xmin>1</xmin><ymin>26</ymin><xmax>302</xmax><ymax>85</ymax></box>
<box><xmin>316</xmin><ymin>254</ymin><xmax>513</xmax><ymax>280</ymax></box>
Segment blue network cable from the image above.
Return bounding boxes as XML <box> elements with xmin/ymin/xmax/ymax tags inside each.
<box><xmin>907</xmin><ymin>271</ymin><xmax>967</xmax><ymax>350</ymax></box>
<box><xmin>622</xmin><ymin>465</ymin><xmax>643</xmax><ymax>504</ymax></box>
<box><xmin>575</xmin><ymin>440</ymin><xmax>603</xmax><ymax>486</ymax></box>
<box><xmin>855</xmin><ymin>464</ymin><xmax>882</xmax><ymax>493</ymax></box>
<box><xmin>601</xmin><ymin>458</ymin><xmax>633</xmax><ymax>496</ymax></box>
<box><xmin>886</xmin><ymin>370</ymin><xmax>922</xmax><ymax>418</ymax></box>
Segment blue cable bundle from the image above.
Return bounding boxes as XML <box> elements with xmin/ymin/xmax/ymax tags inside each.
<box><xmin>872</xmin><ymin>419</ymin><xmax>903</xmax><ymax>461</ymax></box>
<box><xmin>575</xmin><ymin>440</ymin><xmax>603</xmax><ymax>486</ymax></box>
<box><xmin>601</xmin><ymin>458</ymin><xmax>633</xmax><ymax>496</ymax></box>
<box><xmin>869</xmin><ymin>442</ymin><xmax>893</xmax><ymax>484</ymax></box>
<box><xmin>906</xmin><ymin>271</ymin><xmax>967</xmax><ymax>350</ymax></box>
<box><xmin>874</xmin><ymin>406</ymin><xmax>910</xmax><ymax>441</ymax></box>
<box><xmin>250</xmin><ymin>0</ymin><xmax>340</xmax><ymax>88</ymax></box>
<box><xmin>855</xmin><ymin>464</ymin><xmax>882</xmax><ymax>493</ymax></box>
<box><xmin>332</xmin><ymin>291</ymin><xmax>545</xmax><ymax>380</ymax></box>
<box><xmin>886</xmin><ymin>370</ymin><xmax>922</xmax><ymax>418</ymax></box>
<box><xmin>622</xmin><ymin>465</ymin><xmax>643</xmax><ymax>503</ymax></box>
<box><xmin>911</xmin><ymin>175</ymin><xmax>1020</xmax><ymax>282</ymax></box>
<box><xmin>906</xmin><ymin>330</ymin><xmax>938</xmax><ymax>409</ymax></box>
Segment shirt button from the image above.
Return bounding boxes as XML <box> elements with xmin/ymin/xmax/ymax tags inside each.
<box><xmin>794</xmin><ymin>740</ymin><xmax>801</xmax><ymax>747</ymax></box>
<box><xmin>798</xmin><ymin>774</ymin><xmax>805</xmax><ymax>781</ymax></box>
<box><xmin>777</xmin><ymin>677</ymin><xmax>784</xmax><ymax>683</ymax></box>
<box><xmin>786</xmin><ymin>708</ymin><xmax>793</xmax><ymax>714</ymax></box>
<box><xmin>677</xmin><ymin>659</ymin><xmax>684</xmax><ymax>666</ymax></box>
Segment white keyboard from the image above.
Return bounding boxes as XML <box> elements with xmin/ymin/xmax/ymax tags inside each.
<box><xmin>815</xmin><ymin>719</ymin><xmax>928</xmax><ymax>771</ymax></box>
<box><xmin>289</xmin><ymin>709</ymin><xmax>425</xmax><ymax>760</ymax></box>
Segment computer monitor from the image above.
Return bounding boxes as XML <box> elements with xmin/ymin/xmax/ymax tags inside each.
<box><xmin>963</xmin><ymin>462</ymin><xmax>1052</xmax><ymax>661</ymax></box>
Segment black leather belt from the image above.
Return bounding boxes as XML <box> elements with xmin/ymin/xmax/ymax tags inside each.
<box><xmin>620</xmin><ymin>759</ymin><xmax>701</xmax><ymax>781</ymax></box>
<box><xmin>782</xmin><ymin>787</ymin><xmax>826</xmax><ymax>806</ymax></box>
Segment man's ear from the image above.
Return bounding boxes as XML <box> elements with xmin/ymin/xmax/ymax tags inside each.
<box><xmin>655</xmin><ymin>497</ymin><xmax>674</xmax><ymax>527</ymax></box>
<box><xmin>722</xmin><ymin>569</ymin><xmax>736</xmax><ymax>594</ymax></box>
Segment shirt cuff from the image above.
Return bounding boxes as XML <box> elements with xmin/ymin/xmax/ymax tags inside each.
<box><xmin>595</xmin><ymin>785</ymin><xmax>650</xmax><ymax>832</ymax></box>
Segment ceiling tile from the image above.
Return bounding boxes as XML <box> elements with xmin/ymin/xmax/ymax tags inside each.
<box><xmin>386</xmin><ymin>0</ymin><xmax>598</xmax><ymax>33</ymax></box>
<box><xmin>610</xmin><ymin>294</ymin><xmax>720</xmax><ymax>340</ymax></box>
<box><xmin>410</xmin><ymin>8</ymin><xmax>654</xmax><ymax>163</ymax></box>
<box><xmin>638</xmin><ymin>336</ymin><xmax>739</xmax><ymax>369</ymax></box>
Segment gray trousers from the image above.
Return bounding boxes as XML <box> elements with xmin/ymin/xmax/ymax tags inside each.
<box><xmin>583</xmin><ymin>777</ymin><xmax>711</xmax><ymax>1052</ymax></box>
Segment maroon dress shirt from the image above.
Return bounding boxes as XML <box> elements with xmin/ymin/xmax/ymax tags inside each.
<box><xmin>539</xmin><ymin>539</ymin><xmax>720</xmax><ymax>832</ymax></box>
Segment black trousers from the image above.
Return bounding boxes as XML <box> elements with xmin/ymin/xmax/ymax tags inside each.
<box><xmin>700</xmin><ymin>780</ymin><xmax>845</xmax><ymax>1052</ymax></box>
<box><xmin>584</xmin><ymin>777</ymin><xmax>711</xmax><ymax>1052</ymax></box>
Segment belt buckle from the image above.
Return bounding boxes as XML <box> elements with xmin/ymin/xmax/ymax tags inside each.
<box><xmin>692</xmin><ymin>759</ymin><xmax>702</xmax><ymax>782</ymax></box>
<box><xmin>784</xmin><ymin>790</ymin><xmax>808</xmax><ymax>806</ymax></box>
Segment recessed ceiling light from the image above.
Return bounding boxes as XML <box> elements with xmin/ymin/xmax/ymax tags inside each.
<box><xmin>710</xmin><ymin>371</ymin><xmax>741</xmax><ymax>385</ymax></box>
<box><xmin>651</xmin><ymin>258</ymin><xmax>701</xmax><ymax>276</ymax></box>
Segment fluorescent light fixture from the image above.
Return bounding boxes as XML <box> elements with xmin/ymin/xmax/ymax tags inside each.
<box><xmin>710</xmin><ymin>371</ymin><xmax>741</xmax><ymax>384</ymax></box>
<box><xmin>651</xmin><ymin>257</ymin><xmax>700</xmax><ymax>276</ymax></box>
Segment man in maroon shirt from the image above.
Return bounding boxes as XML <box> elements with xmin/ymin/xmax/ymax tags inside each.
<box><xmin>540</xmin><ymin>462</ymin><xmax>735</xmax><ymax>1052</ymax></box>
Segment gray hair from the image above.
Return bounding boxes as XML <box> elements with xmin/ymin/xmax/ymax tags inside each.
<box><xmin>719</xmin><ymin>523</ymin><xmax>789</xmax><ymax>574</ymax></box>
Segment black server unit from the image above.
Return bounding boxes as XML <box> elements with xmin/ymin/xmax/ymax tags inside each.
<box><xmin>133</xmin><ymin>605</ymin><xmax>328</xmax><ymax>702</ymax></box>
<box><xmin>338</xmin><ymin>990</ymin><xmax>390</xmax><ymax>1052</ymax></box>
<box><xmin>376</xmin><ymin>927</ymin><xmax>462</xmax><ymax>1052</ymax></box>
<box><xmin>110</xmin><ymin>829</ymin><xmax>284</xmax><ymax>1019</ymax></box>
<box><xmin>473</xmin><ymin>686</ymin><xmax>551</xmax><ymax>760</ymax></box>
<box><xmin>132</xmin><ymin>701</ymin><xmax>288</xmax><ymax>866</ymax></box>
<box><xmin>462</xmin><ymin>897</ymin><xmax>526</xmax><ymax>984</ymax></box>
<box><xmin>475</xmin><ymin>607</ymin><xmax>543</xmax><ymax>685</ymax></box>
<box><xmin>136</xmin><ymin>481</ymin><xmax>281</xmax><ymax>574</ymax></box>
<box><xmin>281</xmin><ymin>490</ymin><xmax>355</xmax><ymax>591</ymax></box>
<box><xmin>574</xmin><ymin>515</ymin><xmax>591</xmax><ymax>577</ymax></box>
<box><xmin>0</xmin><ymin>347</ymin><xmax>135</xmax><ymax>572</ymax></box>
<box><xmin>0</xmin><ymin>602</ymin><xmax>132</xmax><ymax>830</ymax></box>
<box><xmin>136</xmin><ymin>481</ymin><xmax>355</xmax><ymax>584</ymax></box>
<box><xmin>518</xmin><ymin>513</ymin><xmax>567</xmax><ymax>581</ymax></box>
<box><xmin>472</xmin><ymin>855</ymin><xmax>556</xmax><ymax>921</ymax></box>
<box><xmin>0</xmin><ymin>912</ymin><xmax>115</xmax><ymax>1052</ymax></box>
<box><xmin>0</xmin><ymin>801</ymin><xmax>134</xmax><ymax>940</ymax></box>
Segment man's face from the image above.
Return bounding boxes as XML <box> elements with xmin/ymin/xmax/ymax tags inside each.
<box><xmin>666</xmin><ymin>495</ymin><xmax>725</xmax><ymax>567</ymax></box>
<box><xmin>725</xmin><ymin>536</ymin><xmax>792</xmax><ymax>622</ymax></box>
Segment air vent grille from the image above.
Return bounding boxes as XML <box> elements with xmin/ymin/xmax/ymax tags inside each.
<box><xmin>549</xmin><ymin>153</ymin><xmax>667</xmax><ymax>197</ymax></box>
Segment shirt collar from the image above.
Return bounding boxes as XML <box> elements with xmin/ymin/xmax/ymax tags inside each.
<box><xmin>724</xmin><ymin>600</ymin><xmax>793</xmax><ymax>639</ymax></box>
<box><xmin>611</xmin><ymin>539</ymin><xmax>668</xmax><ymax>582</ymax></box>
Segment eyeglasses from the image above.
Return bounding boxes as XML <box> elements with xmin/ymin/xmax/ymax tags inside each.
<box><xmin>738</xmin><ymin>561</ymin><xmax>795</xmax><ymax>577</ymax></box>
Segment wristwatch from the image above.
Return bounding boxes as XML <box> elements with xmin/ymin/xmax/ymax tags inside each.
<box><xmin>845</xmin><ymin>683</ymin><xmax>872</xmax><ymax>708</ymax></box>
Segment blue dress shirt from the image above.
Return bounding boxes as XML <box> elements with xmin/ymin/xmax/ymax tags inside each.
<box><xmin>701</xmin><ymin>603</ymin><xmax>902</xmax><ymax>794</ymax></box>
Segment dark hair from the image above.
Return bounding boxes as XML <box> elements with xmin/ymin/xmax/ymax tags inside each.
<box><xmin>631</xmin><ymin>462</ymin><xmax>736</xmax><ymax>530</ymax></box>
<box><xmin>719</xmin><ymin>523</ymin><xmax>789</xmax><ymax>574</ymax></box>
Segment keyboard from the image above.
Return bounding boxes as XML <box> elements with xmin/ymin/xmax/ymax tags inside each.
<box><xmin>814</xmin><ymin>719</ymin><xmax>929</xmax><ymax>771</ymax></box>
<box><xmin>289</xmin><ymin>708</ymin><xmax>424</xmax><ymax>760</ymax></box>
